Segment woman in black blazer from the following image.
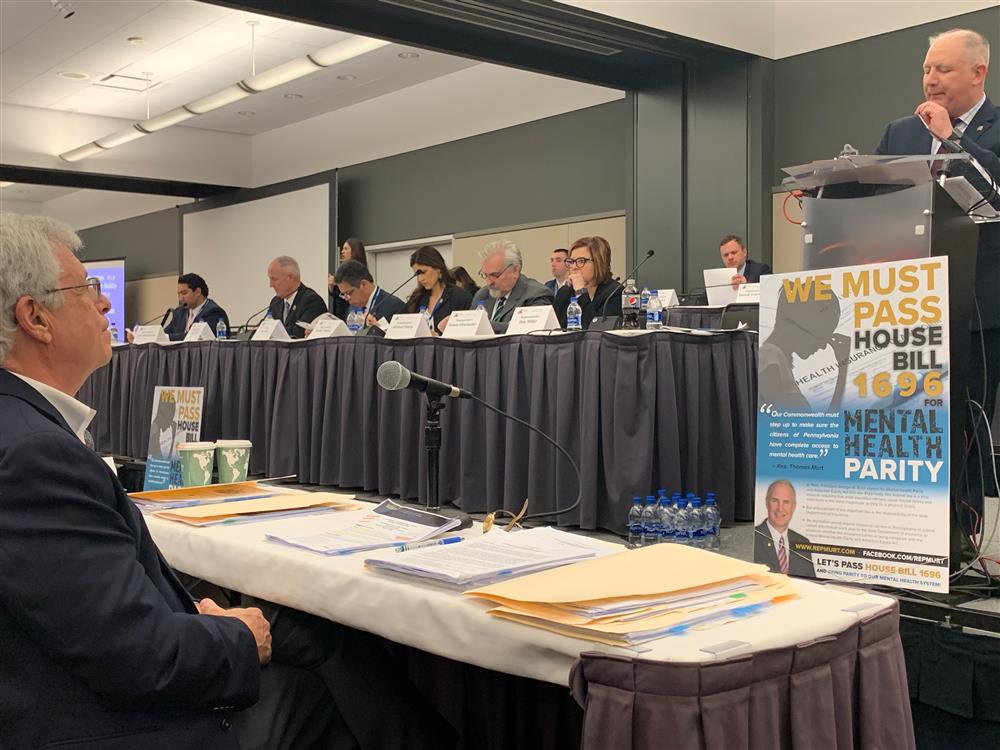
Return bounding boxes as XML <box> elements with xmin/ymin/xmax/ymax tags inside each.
<box><xmin>403</xmin><ymin>246</ymin><xmax>472</xmax><ymax>335</ymax></box>
<box><xmin>330</xmin><ymin>237</ymin><xmax>368</xmax><ymax>320</ymax></box>
<box><xmin>553</xmin><ymin>235</ymin><xmax>622</xmax><ymax>330</ymax></box>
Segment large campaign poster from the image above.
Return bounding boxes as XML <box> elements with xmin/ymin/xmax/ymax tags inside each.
<box><xmin>143</xmin><ymin>386</ymin><xmax>204</xmax><ymax>490</ymax></box>
<box><xmin>754</xmin><ymin>258</ymin><xmax>950</xmax><ymax>592</ymax></box>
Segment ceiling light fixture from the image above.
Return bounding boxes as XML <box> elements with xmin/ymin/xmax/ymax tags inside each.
<box><xmin>127</xmin><ymin>36</ymin><xmax>145</xmax><ymax>45</ymax></box>
<box><xmin>59</xmin><ymin>35</ymin><xmax>390</xmax><ymax>162</ymax></box>
<box><xmin>237</xmin><ymin>110</ymin><xmax>255</xmax><ymax>117</ymax></box>
<box><xmin>336</xmin><ymin>74</ymin><xmax>357</xmax><ymax>81</ymax></box>
<box><xmin>58</xmin><ymin>71</ymin><xmax>89</xmax><ymax>80</ymax></box>
<box><xmin>397</xmin><ymin>51</ymin><xmax>420</xmax><ymax>59</ymax></box>
<box><xmin>283</xmin><ymin>93</ymin><xmax>303</xmax><ymax>100</ymax></box>
<box><xmin>0</xmin><ymin>182</ymin><xmax>14</xmax><ymax>189</ymax></box>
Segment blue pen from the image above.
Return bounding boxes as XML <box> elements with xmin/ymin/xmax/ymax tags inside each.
<box><xmin>394</xmin><ymin>536</ymin><xmax>463</xmax><ymax>553</ymax></box>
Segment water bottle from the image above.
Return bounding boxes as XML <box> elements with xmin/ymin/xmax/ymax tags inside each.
<box><xmin>476</xmin><ymin>301</ymin><xmax>486</xmax><ymax>311</ymax></box>
<box><xmin>690</xmin><ymin>498</ymin><xmax>706</xmax><ymax>549</ymax></box>
<box><xmin>705</xmin><ymin>494</ymin><xmax>721</xmax><ymax>551</ymax></box>
<box><xmin>641</xmin><ymin>495</ymin><xmax>660</xmax><ymax>547</ymax></box>
<box><xmin>265</xmin><ymin>310</ymin><xmax>273</xmax><ymax>319</ymax></box>
<box><xmin>418</xmin><ymin>305</ymin><xmax>433</xmax><ymax>331</ymax></box>
<box><xmin>566</xmin><ymin>296</ymin><xmax>583</xmax><ymax>331</ymax></box>
<box><xmin>658</xmin><ymin>495</ymin><xmax>674</xmax><ymax>543</ymax></box>
<box><xmin>109</xmin><ymin>324</ymin><xmax>119</xmax><ymax>342</ymax></box>
<box><xmin>646</xmin><ymin>291</ymin><xmax>663</xmax><ymax>330</ymax></box>
<box><xmin>640</xmin><ymin>286</ymin><xmax>651</xmax><ymax>313</ymax></box>
<box><xmin>674</xmin><ymin>500</ymin><xmax>693</xmax><ymax>545</ymax></box>
<box><xmin>626</xmin><ymin>496</ymin><xmax>643</xmax><ymax>548</ymax></box>
<box><xmin>215</xmin><ymin>319</ymin><xmax>227</xmax><ymax>339</ymax></box>
<box><xmin>621</xmin><ymin>278</ymin><xmax>640</xmax><ymax>329</ymax></box>
<box><xmin>347</xmin><ymin>307</ymin><xmax>363</xmax><ymax>335</ymax></box>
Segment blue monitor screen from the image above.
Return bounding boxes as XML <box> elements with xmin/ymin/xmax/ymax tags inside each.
<box><xmin>83</xmin><ymin>258</ymin><xmax>126</xmax><ymax>340</ymax></box>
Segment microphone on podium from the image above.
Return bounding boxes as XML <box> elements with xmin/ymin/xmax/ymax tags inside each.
<box><xmin>376</xmin><ymin>360</ymin><xmax>581</xmax><ymax>523</ymax></box>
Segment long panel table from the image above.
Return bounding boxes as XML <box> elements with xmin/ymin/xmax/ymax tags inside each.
<box><xmin>79</xmin><ymin>330</ymin><xmax>759</xmax><ymax>527</ymax></box>
<box><xmin>145</xmin><ymin>506</ymin><xmax>914</xmax><ymax>749</ymax></box>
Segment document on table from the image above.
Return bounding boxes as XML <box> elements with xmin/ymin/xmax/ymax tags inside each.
<box><xmin>266</xmin><ymin>499</ymin><xmax>460</xmax><ymax>555</ymax></box>
<box><xmin>152</xmin><ymin>492</ymin><xmax>357</xmax><ymax>526</ymax></box>
<box><xmin>130</xmin><ymin>479</ymin><xmax>294</xmax><ymax>510</ymax></box>
<box><xmin>365</xmin><ymin>527</ymin><xmax>617</xmax><ymax>588</ymax></box>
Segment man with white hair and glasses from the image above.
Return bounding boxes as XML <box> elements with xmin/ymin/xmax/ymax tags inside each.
<box><xmin>0</xmin><ymin>213</ymin><xmax>364</xmax><ymax>749</ymax></box>
<box><xmin>469</xmin><ymin>239</ymin><xmax>553</xmax><ymax>333</ymax></box>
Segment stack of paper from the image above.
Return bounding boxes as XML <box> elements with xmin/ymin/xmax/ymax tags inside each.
<box><xmin>266</xmin><ymin>499</ymin><xmax>460</xmax><ymax>555</ymax></box>
<box><xmin>466</xmin><ymin>544</ymin><xmax>798</xmax><ymax>646</ymax></box>
<box><xmin>365</xmin><ymin>527</ymin><xmax>617</xmax><ymax>588</ymax></box>
<box><xmin>152</xmin><ymin>492</ymin><xmax>357</xmax><ymax>527</ymax></box>
<box><xmin>130</xmin><ymin>480</ymin><xmax>291</xmax><ymax>510</ymax></box>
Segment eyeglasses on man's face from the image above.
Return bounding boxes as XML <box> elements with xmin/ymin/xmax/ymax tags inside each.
<box><xmin>564</xmin><ymin>257</ymin><xmax>593</xmax><ymax>268</ymax></box>
<box><xmin>45</xmin><ymin>277</ymin><xmax>102</xmax><ymax>300</ymax></box>
<box><xmin>478</xmin><ymin>263</ymin><xmax>514</xmax><ymax>281</ymax></box>
<box><xmin>339</xmin><ymin>286</ymin><xmax>361</xmax><ymax>301</ymax></box>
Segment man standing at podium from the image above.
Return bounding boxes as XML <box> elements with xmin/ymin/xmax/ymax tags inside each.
<box><xmin>876</xmin><ymin>28</ymin><xmax>1000</xmax><ymax>520</ymax></box>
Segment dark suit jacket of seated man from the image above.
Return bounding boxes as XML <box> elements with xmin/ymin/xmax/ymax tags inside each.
<box><xmin>741</xmin><ymin>258</ymin><xmax>772</xmax><ymax>283</ymax></box>
<box><xmin>267</xmin><ymin>283</ymin><xmax>328</xmax><ymax>339</ymax></box>
<box><xmin>164</xmin><ymin>297</ymin><xmax>229</xmax><ymax>341</ymax></box>
<box><xmin>469</xmin><ymin>275</ymin><xmax>553</xmax><ymax>333</ymax></box>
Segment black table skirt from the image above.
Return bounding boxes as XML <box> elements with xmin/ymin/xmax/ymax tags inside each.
<box><xmin>79</xmin><ymin>331</ymin><xmax>758</xmax><ymax>529</ymax></box>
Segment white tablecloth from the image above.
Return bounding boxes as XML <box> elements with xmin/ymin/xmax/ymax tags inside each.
<box><xmin>147</xmin><ymin>503</ymin><xmax>896</xmax><ymax>686</ymax></box>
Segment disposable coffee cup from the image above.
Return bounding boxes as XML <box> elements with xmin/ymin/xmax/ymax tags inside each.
<box><xmin>178</xmin><ymin>442</ymin><xmax>216</xmax><ymax>487</ymax></box>
<box><xmin>215</xmin><ymin>439</ymin><xmax>253</xmax><ymax>484</ymax></box>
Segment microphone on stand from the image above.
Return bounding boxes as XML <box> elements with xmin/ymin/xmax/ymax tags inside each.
<box><xmin>376</xmin><ymin>360</ymin><xmax>581</xmax><ymax>523</ymax></box>
<box><xmin>377</xmin><ymin>361</ymin><xmax>470</xmax><ymax>399</ymax></box>
<box><xmin>158</xmin><ymin>307</ymin><xmax>175</xmax><ymax>327</ymax></box>
<box><xmin>589</xmin><ymin>249</ymin><xmax>655</xmax><ymax>331</ymax></box>
<box><xmin>241</xmin><ymin>305</ymin><xmax>270</xmax><ymax>333</ymax></box>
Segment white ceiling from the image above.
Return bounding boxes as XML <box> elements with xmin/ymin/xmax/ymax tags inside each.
<box><xmin>556</xmin><ymin>1</ymin><xmax>999</xmax><ymax>59</ymax></box>
<box><xmin>0</xmin><ymin>182</ymin><xmax>76</xmax><ymax>202</ymax></box>
<box><xmin>0</xmin><ymin>0</ymin><xmax>476</xmax><ymax>136</ymax></box>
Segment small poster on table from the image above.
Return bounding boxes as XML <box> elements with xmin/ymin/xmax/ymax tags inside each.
<box><xmin>143</xmin><ymin>386</ymin><xmax>205</xmax><ymax>490</ymax></box>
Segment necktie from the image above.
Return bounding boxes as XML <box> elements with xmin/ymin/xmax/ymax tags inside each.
<box><xmin>492</xmin><ymin>296</ymin><xmax>506</xmax><ymax>322</ymax></box>
<box><xmin>931</xmin><ymin>117</ymin><xmax>963</xmax><ymax>177</ymax></box>
<box><xmin>185</xmin><ymin>309</ymin><xmax>195</xmax><ymax>332</ymax></box>
<box><xmin>778</xmin><ymin>536</ymin><xmax>788</xmax><ymax>574</ymax></box>
<box><xmin>283</xmin><ymin>300</ymin><xmax>292</xmax><ymax>323</ymax></box>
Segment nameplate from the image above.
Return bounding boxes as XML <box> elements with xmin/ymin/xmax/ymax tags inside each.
<box><xmin>183</xmin><ymin>322</ymin><xmax>215</xmax><ymax>342</ymax></box>
<box><xmin>251</xmin><ymin>318</ymin><xmax>291</xmax><ymax>341</ymax></box>
<box><xmin>385</xmin><ymin>313</ymin><xmax>433</xmax><ymax>339</ymax></box>
<box><xmin>658</xmin><ymin>289</ymin><xmax>680</xmax><ymax>308</ymax></box>
<box><xmin>505</xmin><ymin>305</ymin><xmax>559</xmax><ymax>335</ymax></box>
<box><xmin>132</xmin><ymin>325</ymin><xmax>169</xmax><ymax>345</ymax></box>
<box><xmin>443</xmin><ymin>308</ymin><xmax>494</xmax><ymax>338</ymax></box>
<box><xmin>735</xmin><ymin>283</ymin><xmax>760</xmax><ymax>304</ymax></box>
<box><xmin>308</xmin><ymin>318</ymin><xmax>350</xmax><ymax>338</ymax></box>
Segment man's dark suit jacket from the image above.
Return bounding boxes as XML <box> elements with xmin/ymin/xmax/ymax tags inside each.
<box><xmin>876</xmin><ymin>98</ymin><xmax>1000</xmax><ymax>330</ymax></box>
<box><xmin>754</xmin><ymin>521</ymin><xmax>816</xmax><ymax>578</ymax></box>
<box><xmin>0</xmin><ymin>368</ymin><xmax>259</xmax><ymax>749</ymax></box>
<box><xmin>469</xmin><ymin>274</ymin><xmax>553</xmax><ymax>333</ymax></box>
<box><xmin>742</xmin><ymin>259</ymin><xmax>771</xmax><ymax>284</ymax></box>
<box><xmin>368</xmin><ymin>287</ymin><xmax>406</xmax><ymax>323</ymax></box>
<box><xmin>268</xmin><ymin>284</ymin><xmax>328</xmax><ymax>339</ymax></box>
<box><xmin>163</xmin><ymin>297</ymin><xmax>230</xmax><ymax>341</ymax></box>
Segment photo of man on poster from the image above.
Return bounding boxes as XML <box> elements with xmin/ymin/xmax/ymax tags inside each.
<box><xmin>755</xmin><ymin>479</ymin><xmax>816</xmax><ymax>578</ymax></box>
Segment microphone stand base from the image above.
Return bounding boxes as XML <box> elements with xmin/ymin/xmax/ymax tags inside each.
<box><xmin>423</xmin><ymin>504</ymin><xmax>474</xmax><ymax>530</ymax></box>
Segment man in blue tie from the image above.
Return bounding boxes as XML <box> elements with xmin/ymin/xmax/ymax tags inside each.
<box><xmin>875</xmin><ymin>28</ymin><xmax>1000</xmax><ymax>528</ymax></box>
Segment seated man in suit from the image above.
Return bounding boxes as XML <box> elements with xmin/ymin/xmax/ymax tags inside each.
<box><xmin>754</xmin><ymin>479</ymin><xmax>815</xmax><ymax>578</ymax></box>
<box><xmin>0</xmin><ymin>213</ymin><xmax>354</xmax><ymax>749</ymax></box>
<box><xmin>333</xmin><ymin>259</ymin><xmax>405</xmax><ymax>326</ymax></box>
<box><xmin>267</xmin><ymin>255</ymin><xmax>328</xmax><ymax>339</ymax></box>
<box><xmin>544</xmin><ymin>247</ymin><xmax>569</xmax><ymax>294</ymax></box>
<box><xmin>164</xmin><ymin>272</ymin><xmax>230</xmax><ymax>340</ymax></box>
<box><xmin>720</xmin><ymin>234</ymin><xmax>771</xmax><ymax>287</ymax></box>
<box><xmin>469</xmin><ymin>239</ymin><xmax>553</xmax><ymax>333</ymax></box>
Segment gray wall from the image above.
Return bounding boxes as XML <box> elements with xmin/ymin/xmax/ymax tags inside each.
<box><xmin>337</xmin><ymin>98</ymin><xmax>633</xmax><ymax>246</ymax></box>
<box><xmin>773</xmin><ymin>7</ymin><xmax>1000</xmax><ymax>184</ymax></box>
<box><xmin>78</xmin><ymin>207</ymin><xmax>180</xmax><ymax>281</ymax></box>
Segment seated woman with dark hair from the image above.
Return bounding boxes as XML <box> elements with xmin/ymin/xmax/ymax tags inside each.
<box><xmin>450</xmin><ymin>265</ymin><xmax>480</xmax><ymax>297</ymax></box>
<box><xmin>553</xmin><ymin>236</ymin><xmax>622</xmax><ymax>330</ymax></box>
<box><xmin>403</xmin><ymin>246</ymin><xmax>472</xmax><ymax>335</ymax></box>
